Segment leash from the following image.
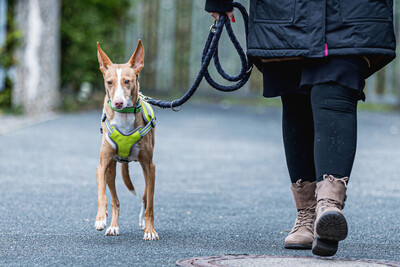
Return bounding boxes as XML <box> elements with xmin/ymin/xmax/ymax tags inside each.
<box><xmin>142</xmin><ymin>2</ymin><xmax>253</xmax><ymax>111</ymax></box>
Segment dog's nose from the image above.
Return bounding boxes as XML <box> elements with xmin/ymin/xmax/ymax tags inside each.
<box><xmin>114</xmin><ymin>100</ymin><xmax>123</xmax><ymax>108</ymax></box>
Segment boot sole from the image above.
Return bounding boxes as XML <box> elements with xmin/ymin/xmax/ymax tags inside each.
<box><xmin>285</xmin><ymin>243</ymin><xmax>312</xmax><ymax>250</ymax></box>
<box><xmin>312</xmin><ymin>211</ymin><xmax>348</xmax><ymax>256</ymax></box>
<box><xmin>315</xmin><ymin>211</ymin><xmax>348</xmax><ymax>241</ymax></box>
<box><xmin>312</xmin><ymin>238</ymin><xmax>338</xmax><ymax>256</ymax></box>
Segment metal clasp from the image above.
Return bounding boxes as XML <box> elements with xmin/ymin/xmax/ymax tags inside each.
<box><xmin>246</xmin><ymin>65</ymin><xmax>253</xmax><ymax>74</ymax></box>
<box><xmin>209</xmin><ymin>20</ymin><xmax>217</xmax><ymax>33</ymax></box>
<box><xmin>139</xmin><ymin>92</ymin><xmax>151</xmax><ymax>101</ymax></box>
<box><xmin>171</xmin><ymin>100</ymin><xmax>182</xmax><ymax>112</ymax></box>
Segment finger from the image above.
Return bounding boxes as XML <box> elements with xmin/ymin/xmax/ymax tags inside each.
<box><xmin>227</xmin><ymin>11</ymin><xmax>235</xmax><ymax>23</ymax></box>
<box><xmin>210</xmin><ymin>12</ymin><xmax>220</xmax><ymax>21</ymax></box>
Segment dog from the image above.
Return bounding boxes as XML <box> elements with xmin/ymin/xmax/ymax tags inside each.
<box><xmin>95</xmin><ymin>40</ymin><xmax>158</xmax><ymax>240</ymax></box>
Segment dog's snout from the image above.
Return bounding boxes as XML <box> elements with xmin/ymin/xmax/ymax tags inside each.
<box><xmin>114</xmin><ymin>100</ymin><xmax>123</xmax><ymax>108</ymax></box>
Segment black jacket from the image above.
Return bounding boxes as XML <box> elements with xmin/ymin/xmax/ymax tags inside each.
<box><xmin>205</xmin><ymin>0</ymin><xmax>396</xmax><ymax>76</ymax></box>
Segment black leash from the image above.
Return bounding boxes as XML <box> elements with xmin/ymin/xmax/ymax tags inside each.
<box><xmin>143</xmin><ymin>2</ymin><xmax>253</xmax><ymax>110</ymax></box>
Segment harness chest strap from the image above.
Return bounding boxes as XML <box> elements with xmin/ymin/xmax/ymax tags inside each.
<box><xmin>101</xmin><ymin>98</ymin><xmax>156</xmax><ymax>159</ymax></box>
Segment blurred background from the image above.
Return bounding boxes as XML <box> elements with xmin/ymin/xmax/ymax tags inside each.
<box><xmin>0</xmin><ymin>0</ymin><xmax>399</xmax><ymax>115</ymax></box>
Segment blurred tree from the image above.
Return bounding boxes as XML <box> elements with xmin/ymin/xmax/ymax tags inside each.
<box><xmin>173</xmin><ymin>0</ymin><xmax>192</xmax><ymax>92</ymax></box>
<box><xmin>61</xmin><ymin>0</ymin><xmax>131</xmax><ymax>93</ymax></box>
<box><xmin>12</xmin><ymin>0</ymin><xmax>60</xmax><ymax>115</ymax></box>
<box><xmin>0</xmin><ymin>0</ymin><xmax>21</xmax><ymax>111</ymax></box>
<box><xmin>139</xmin><ymin>0</ymin><xmax>159</xmax><ymax>91</ymax></box>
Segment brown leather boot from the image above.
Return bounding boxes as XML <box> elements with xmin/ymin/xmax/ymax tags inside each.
<box><xmin>284</xmin><ymin>180</ymin><xmax>316</xmax><ymax>249</ymax></box>
<box><xmin>312</xmin><ymin>175</ymin><xmax>348</xmax><ymax>256</ymax></box>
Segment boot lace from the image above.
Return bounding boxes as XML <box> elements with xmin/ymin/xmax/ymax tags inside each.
<box><xmin>292</xmin><ymin>204</ymin><xmax>316</xmax><ymax>233</ymax></box>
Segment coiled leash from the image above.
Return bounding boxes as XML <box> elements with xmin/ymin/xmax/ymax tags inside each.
<box><xmin>142</xmin><ymin>2</ymin><xmax>253</xmax><ymax>111</ymax></box>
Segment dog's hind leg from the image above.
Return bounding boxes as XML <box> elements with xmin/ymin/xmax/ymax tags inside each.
<box><xmin>140</xmin><ymin>160</ymin><xmax>159</xmax><ymax>240</ymax></box>
<box><xmin>105</xmin><ymin>160</ymin><xmax>120</xmax><ymax>236</ymax></box>
<box><xmin>121</xmin><ymin>163</ymin><xmax>136</xmax><ymax>196</ymax></box>
<box><xmin>139</xmin><ymin>190</ymin><xmax>146</xmax><ymax>230</ymax></box>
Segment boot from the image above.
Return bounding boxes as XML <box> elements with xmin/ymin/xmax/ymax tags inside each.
<box><xmin>312</xmin><ymin>175</ymin><xmax>348</xmax><ymax>256</ymax></box>
<box><xmin>284</xmin><ymin>180</ymin><xmax>316</xmax><ymax>249</ymax></box>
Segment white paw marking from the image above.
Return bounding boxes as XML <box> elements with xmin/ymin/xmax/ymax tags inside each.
<box><xmin>139</xmin><ymin>202</ymin><xmax>145</xmax><ymax>230</ymax></box>
<box><xmin>143</xmin><ymin>232</ymin><xmax>159</xmax><ymax>240</ymax></box>
<box><xmin>105</xmin><ymin>227</ymin><xmax>119</xmax><ymax>236</ymax></box>
<box><xmin>94</xmin><ymin>219</ymin><xmax>107</xmax><ymax>231</ymax></box>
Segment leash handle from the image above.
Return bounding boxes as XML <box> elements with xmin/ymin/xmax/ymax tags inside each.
<box><xmin>145</xmin><ymin>2</ymin><xmax>253</xmax><ymax>109</ymax></box>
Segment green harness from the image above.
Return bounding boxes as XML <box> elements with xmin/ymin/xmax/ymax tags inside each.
<box><xmin>101</xmin><ymin>97</ymin><xmax>156</xmax><ymax>163</ymax></box>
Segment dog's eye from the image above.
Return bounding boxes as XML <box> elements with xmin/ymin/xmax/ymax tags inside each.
<box><xmin>124</xmin><ymin>80</ymin><xmax>130</xmax><ymax>84</ymax></box>
<box><xmin>107</xmin><ymin>81</ymin><xmax>112</xmax><ymax>85</ymax></box>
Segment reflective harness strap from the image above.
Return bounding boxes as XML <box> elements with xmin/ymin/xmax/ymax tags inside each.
<box><xmin>100</xmin><ymin>97</ymin><xmax>156</xmax><ymax>161</ymax></box>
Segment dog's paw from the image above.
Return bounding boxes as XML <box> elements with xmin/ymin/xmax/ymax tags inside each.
<box><xmin>143</xmin><ymin>229</ymin><xmax>159</xmax><ymax>241</ymax></box>
<box><xmin>105</xmin><ymin>227</ymin><xmax>119</xmax><ymax>236</ymax></box>
<box><xmin>94</xmin><ymin>219</ymin><xmax>107</xmax><ymax>231</ymax></box>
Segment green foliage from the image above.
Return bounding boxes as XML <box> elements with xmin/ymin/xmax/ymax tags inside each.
<box><xmin>0</xmin><ymin>1</ymin><xmax>22</xmax><ymax>112</ymax></box>
<box><xmin>61</xmin><ymin>0</ymin><xmax>131</xmax><ymax>93</ymax></box>
<box><xmin>0</xmin><ymin>82</ymin><xmax>11</xmax><ymax>108</ymax></box>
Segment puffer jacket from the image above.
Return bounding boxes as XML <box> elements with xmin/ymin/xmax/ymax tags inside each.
<box><xmin>205</xmin><ymin>0</ymin><xmax>396</xmax><ymax>76</ymax></box>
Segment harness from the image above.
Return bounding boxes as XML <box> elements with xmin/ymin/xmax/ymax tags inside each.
<box><xmin>101</xmin><ymin>97</ymin><xmax>156</xmax><ymax>163</ymax></box>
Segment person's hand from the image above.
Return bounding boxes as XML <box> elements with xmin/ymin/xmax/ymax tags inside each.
<box><xmin>209</xmin><ymin>10</ymin><xmax>235</xmax><ymax>22</ymax></box>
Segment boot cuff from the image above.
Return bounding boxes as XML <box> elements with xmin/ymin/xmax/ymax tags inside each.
<box><xmin>316</xmin><ymin>175</ymin><xmax>348</xmax><ymax>206</ymax></box>
<box><xmin>291</xmin><ymin>180</ymin><xmax>317</xmax><ymax>210</ymax></box>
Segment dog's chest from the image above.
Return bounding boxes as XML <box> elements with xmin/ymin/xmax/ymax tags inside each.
<box><xmin>111</xmin><ymin>113</ymin><xmax>135</xmax><ymax>133</ymax></box>
<box><xmin>107</xmin><ymin>113</ymin><xmax>140</xmax><ymax>161</ymax></box>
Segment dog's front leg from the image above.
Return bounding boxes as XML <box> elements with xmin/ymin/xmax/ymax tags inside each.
<box><xmin>105</xmin><ymin>160</ymin><xmax>120</xmax><ymax>236</ymax></box>
<box><xmin>140</xmin><ymin>160</ymin><xmax>159</xmax><ymax>240</ymax></box>
<box><xmin>95</xmin><ymin>140</ymin><xmax>114</xmax><ymax>231</ymax></box>
<box><xmin>95</xmin><ymin>163</ymin><xmax>108</xmax><ymax>231</ymax></box>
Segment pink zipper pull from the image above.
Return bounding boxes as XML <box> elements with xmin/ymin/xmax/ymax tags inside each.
<box><xmin>324</xmin><ymin>43</ymin><xmax>328</xmax><ymax>56</ymax></box>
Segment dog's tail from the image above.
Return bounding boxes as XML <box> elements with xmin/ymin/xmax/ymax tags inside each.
<box><xmin>121</xmin><ymin>163</ymin><xmax>137</xmax><ymax>196</ymax></box>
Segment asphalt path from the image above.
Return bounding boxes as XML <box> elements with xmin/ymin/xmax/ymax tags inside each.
<box><xmin>1</xmin><ymin>103</ymin><xmax>399</xmax><ymax>266</ymax></box>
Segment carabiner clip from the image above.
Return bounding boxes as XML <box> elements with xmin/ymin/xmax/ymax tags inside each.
<box><xmin>209</xmin><ymin>20</ymin><xmax>217</xmax><ymax>33</ymax></box>
<box><xmin>139</xmin><ymin>92</ymin><xmax>151</xmax><ymax>101</ymax></box>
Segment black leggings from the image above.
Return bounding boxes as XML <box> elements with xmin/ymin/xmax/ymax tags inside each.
<box><xmin>281</xmin><ymin>83</ymin><xmax>358</xmax><ymax>183</ymax></box>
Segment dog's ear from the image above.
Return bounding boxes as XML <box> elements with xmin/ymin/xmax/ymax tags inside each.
<box><xmin>128</xmin><ymin>39</ymin><xmax>144</xmax><ymax>74</ymax></box>
<box><xmin>97</xmin><ymin>42</ymin><xmax>113</xmax><ymax>75</ymax></box>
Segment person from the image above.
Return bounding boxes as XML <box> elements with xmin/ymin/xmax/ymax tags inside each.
<box><xmin>205</xmin><ymin>0</ymin><xmax>396</xmax><ymax>257</ymax></box>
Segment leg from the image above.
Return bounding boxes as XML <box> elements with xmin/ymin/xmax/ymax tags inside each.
<box><xmin>281</xmin><ymin>93</ymin><xmax>316</xmax><ymax>183</ymax></box>
<box><xmin>139</xmin><ymin>189</ymin><xmax>146</xmax><ymax>230</ymax></box>
<box><xmin>105</xmin><ymin>160</ymin><xmax>120</xmax><ymax>236</ymax></box>
<box><xmin>95</xmin><ymin>163</ymin><xmax>108</xmax><ymax>231</ymax></box>
<box><xmin>140</xmin><ymin>160</ymin><xmax>158</xmax><ymax>240</ymax></box>
<box><xmin>95</xmin><ymin>138</ymin><xmax>115</xmax><ymax>231</ymax></box>
<box><xmin>310</xmin><ymin>83</ymin><xmax>358</xmax><ymax>256</ymax></box>
<box><xmin>311</xmin><ymin>83</ymin><xmax>358</xmax><ymax>181</ymax></box>
<box><xmin>281</xmin><ymin>93</ymin><xmax>317</xmax><ymax>249</ymax></box>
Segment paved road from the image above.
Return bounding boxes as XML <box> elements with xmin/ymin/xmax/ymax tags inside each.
<box><xmin>1</xmin><ymin>103</ymin><xmax>399</xmax><ymax>266</ymax></box>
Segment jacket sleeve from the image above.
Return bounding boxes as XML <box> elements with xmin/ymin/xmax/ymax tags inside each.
<box><xmin>205</xmin><ymin>0</ymin><xmax>233</xmax><ymax>12</ymax></box>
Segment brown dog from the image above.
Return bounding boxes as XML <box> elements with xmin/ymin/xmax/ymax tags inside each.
<box><xmin>95</xmin><ymin>40</ymin><xmax>158</xmax><ymax>240</ymax></box>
